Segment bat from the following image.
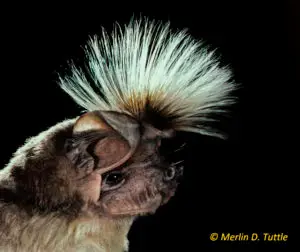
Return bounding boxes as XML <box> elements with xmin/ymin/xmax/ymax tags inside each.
<box><xmin>0</xmin><ymin>18</ymin><xmax>237</xmax><ymax>251</ymax></box>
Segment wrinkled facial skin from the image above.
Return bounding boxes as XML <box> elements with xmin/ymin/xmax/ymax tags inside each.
<box><xmin>98</xmin><ymin>128</ymin><xmax>184</xmax><ymax>216</ymax></box>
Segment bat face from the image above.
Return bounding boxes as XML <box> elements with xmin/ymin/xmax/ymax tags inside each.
<box><xmin>98</xmin><ymin>127</ymin><xmax>184</xmax><ymax>216</ymax></box>
<box><xmin>65</xmin><ymin>110</ymin><xmax>184</xmax><ymax>217</ymax></box>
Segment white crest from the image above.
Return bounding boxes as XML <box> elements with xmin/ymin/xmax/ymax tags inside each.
<box><xmin>59</xmin><ymin>18</ymin><xmax>237</xmax><ymax>138</ymax></box>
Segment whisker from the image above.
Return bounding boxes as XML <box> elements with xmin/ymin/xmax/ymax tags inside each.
<box><xmin>173</xmin><ymin>143</ymin><xmax>187</xmax><ymax>153</ymax></box>
<box><xmin>171</xmin><ymin>160</ymin><xmax>184</xmax><ymax>166</ymax></box>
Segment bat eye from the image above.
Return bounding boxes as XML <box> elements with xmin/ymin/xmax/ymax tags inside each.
<box><xmin>102</xmin><ymin>171</ymin><xmax>125</xmax><ymax>191</ymax></box>
<box><xmin>163</xmin><ymin>166</ymin><xmax>176</xmax><ymax>181</ymax></box>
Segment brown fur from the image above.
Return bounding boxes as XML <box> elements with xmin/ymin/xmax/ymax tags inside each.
<box><xmin>0</xmin><ymin>203</ymin><xmax>133</xmax><ymax>252</ymax></box>
<box><xmin>0</xmin><ymin>111</ymin><xmax>183</xmax><ymax>251</ymax></box>
<box><xmin>0</xmin><ymin>119</ymin><xmax>133</xmax><ymax>251</ymax></box>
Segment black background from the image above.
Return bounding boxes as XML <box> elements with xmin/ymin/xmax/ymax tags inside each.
<box><xmin>1</xmin><ymin>1</ymin><xmax>297</xmax><ymax>251</ymax></box>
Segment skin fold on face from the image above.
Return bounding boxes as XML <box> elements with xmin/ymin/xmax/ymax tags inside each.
<box><xmin>66</xmin><ymin>110</ymin><xmax>184</xmax><ymax>218</ymax></box>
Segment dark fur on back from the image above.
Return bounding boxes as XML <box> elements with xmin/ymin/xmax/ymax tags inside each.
<box><xmin>0</xmin><ymin>119</ymin><xmax>86</xmax><ymax>217</ymax></box>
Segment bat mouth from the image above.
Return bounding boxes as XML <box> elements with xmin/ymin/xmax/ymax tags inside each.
<box><xmin>160</xmin><ymin>190</ymin><xmax>176</xmax><ymax>205</ymax></box>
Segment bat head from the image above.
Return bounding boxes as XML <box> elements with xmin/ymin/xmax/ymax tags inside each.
<box><xmin>66</xmin><ymin>110</ymin><xmax>184</xmax><ymax>217</ymax></box>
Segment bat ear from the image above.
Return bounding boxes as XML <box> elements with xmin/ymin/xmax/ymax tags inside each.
<box><xmin>96</xmin><ymin>111</ymin><xmax>140</xmax><ymax>149</ymax></box>
<box><xmin>72</xmin><ymin>111</ymin><xmax>141</xmax><ymax>174</ymax></box>
<box><xmin>73</xmin><ymin>111</ymin><xmax>113</xmax><ymax>133</ymax></box>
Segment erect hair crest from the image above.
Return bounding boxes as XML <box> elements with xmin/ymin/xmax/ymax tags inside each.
<box><xmin>59</xmin><ymin>18</ymin><xmax>237</xmax><ymax>138</ymax></box>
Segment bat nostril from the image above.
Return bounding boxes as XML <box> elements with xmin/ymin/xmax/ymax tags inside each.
<box><xmin>163</xmin><ymin>166</ymin><xmax>176</xmax><ymax>181</ymax></box>
<box><xmin>178</xmin><ymin>166</ymin><xmax>184</xmax><ymax>175</ymax></box>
